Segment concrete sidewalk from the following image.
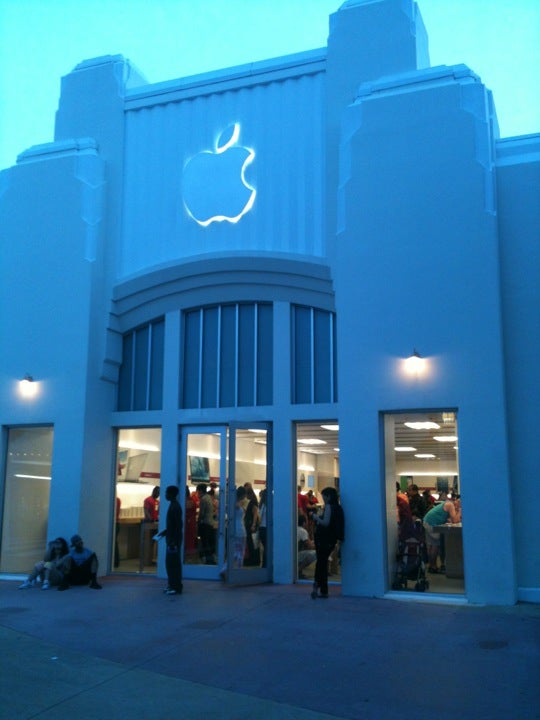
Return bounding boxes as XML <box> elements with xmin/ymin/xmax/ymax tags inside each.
<box><xmin>1</xmin><ymin>576</ymin><xmax>539</xmax><ymax>720</ymax></box>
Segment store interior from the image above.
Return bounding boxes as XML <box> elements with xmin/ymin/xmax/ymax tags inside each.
<box><xmin>112</xmin><ymin>415</ymin><xmax>463</xmax><ymax>596</ymax></box>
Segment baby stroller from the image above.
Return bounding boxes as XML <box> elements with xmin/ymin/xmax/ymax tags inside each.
<box><xmin>392</xmin><ymin>519</ymin><xmax>429</xmax><ymax>592</ymax></box>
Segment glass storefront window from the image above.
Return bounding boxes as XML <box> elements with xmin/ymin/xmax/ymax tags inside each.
<box><xmin>384</xmin><ymin>410</ymin><xmax>464</xmax><ymax>596</ymax></box>
<box><xmin>0</xmin><ymin>426</ymin><xmax>53</xmax><ymax>573</ymax></box>
<box><xmin>114</xmin><ymin>428</ymin><xmax>162</xmax><ymax>574</ymax></box>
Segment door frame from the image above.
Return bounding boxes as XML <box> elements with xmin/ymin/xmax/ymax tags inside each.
<box><xmin>180</xmin><ymin>425</ymin><xmax>227</xmax><ymax>580</ymax></box>
<box><xmin>179</xmin><ymin>422</ymin><xmax>273</xmax><ymax>584</ymax></box>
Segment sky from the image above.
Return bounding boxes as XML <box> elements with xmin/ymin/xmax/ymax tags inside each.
<box><xmin>0</xmin><ymin>0</ymin><xmax>539</xmax><ymax>171</ymax></box>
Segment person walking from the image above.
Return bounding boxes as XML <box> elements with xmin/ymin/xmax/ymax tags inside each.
<box><xmin>157</xmin><ymin>485</ymin><xmax>183</xmax><ymax>595</ymax></box>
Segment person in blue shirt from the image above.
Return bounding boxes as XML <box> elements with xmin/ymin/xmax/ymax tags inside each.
<box><xmin>423</xmin><ymin>497</ymin><xmax>461</xmax><ymax>573</ymax></box>
<box><xmin>58</xmin><ymin>534</ymin><xmax>102</xmax><ymax>590</ymax></box>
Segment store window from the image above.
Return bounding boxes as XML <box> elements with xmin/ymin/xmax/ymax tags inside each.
<box><xmin>113</xmin><ymin>428</ymin><xmax>162</xmax><ymax>574</ymax></box>
<box><xmin>117</xmin><ymin>319</ymin><xmax>165</xmax><ymax>411</ymax></box>
<box><xmin>181</xmin><ymin>303</ymin><xmax>273</xmax><ymax>409</ymax></box>
<box><xmin>0</xmin><ymin>426</ymin><xmax>53</xmax><ymax>573</ymax></box>
<box><xmin>384</xmin><ymin>411</ymin><xmax>464</xmax><ymax>596</ymax></box>
<box><xmin>291</xmin><ymin>306</ymin><xmax>337</xmax><ymax>404</ymax></box>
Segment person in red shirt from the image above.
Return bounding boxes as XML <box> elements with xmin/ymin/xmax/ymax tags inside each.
<box><xmin>144</xmin><ymin>486</ymin><xmax>160</xmax><ymax>521</ymax></box>
<box><xmin>298</xmin><ymin>486</ymin><xmax>310</xmax><ymax>520</ymax></box>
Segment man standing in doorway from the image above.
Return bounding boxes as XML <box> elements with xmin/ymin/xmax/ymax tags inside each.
<box><xmin>157</xmin><ymin>485</ymin><xmax>183</xmax><ymax>595</ymax></box>
<box><xmin>196</xmin><ymin>483</ymin><xmax>216</xmax><ymax>564</ymax></box>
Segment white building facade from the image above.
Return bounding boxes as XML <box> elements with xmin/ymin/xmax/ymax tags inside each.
<box><xmin>1</xmin><ymin>0</ymin><xmax>539</xmax><ymax>604</ymax></box>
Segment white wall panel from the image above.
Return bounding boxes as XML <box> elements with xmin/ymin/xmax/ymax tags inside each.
<box><xmin>120</xmin><ymin>70</ymin><xmax>325</xmax><ymax>279</ymax></box>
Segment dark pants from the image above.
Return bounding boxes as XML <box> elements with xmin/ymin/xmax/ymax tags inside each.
<box><xmin>165</xmin><ymin>545</ymin><xmax>183</xmax><ymax>592</ymax></box>
<box><xmin>314</xmin><ymin>541</ymin><xmax>335</xmax><ymax>596</ymax></box>
<box><xmin>198</xmin><ymin>523</ymin><xmax>215</xmax><ymax>563</ymax></box>
<box><xmin>244</xmin><ymin>528</ymin><xmax>260</xmax><ymax>566</ymax></box>
<box><xmin>259</xmin><ymin>526</ymin><xmax>267</xmax><ymax>567</ymax></box>
<box><xmin>66</xmin><ymin>554</ymin><xmax>98</xmax><ymax>586</ymax></box>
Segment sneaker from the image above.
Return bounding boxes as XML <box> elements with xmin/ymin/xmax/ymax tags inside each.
<box><xmin>18</xmin><ymin>580</ymin><xmax>33</xmax><ymax>589</ymax></box>
<box><xmin>165</xmin><ymin>588</ymin><xmax>181</xmax><ymax>595</ymax></box>
<box><xmin>42</xmin><ymin>581</ymin><xmax>50</xmax><ymax>590</ymax></box>
<box><xmin>89</xmin><ymin>580</ymin><xmax>102</xmax><ymax>590</ymax></box>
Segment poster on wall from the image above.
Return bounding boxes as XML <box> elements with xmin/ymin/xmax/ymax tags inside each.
<box><xmin>189</xmin><ymin>456</ymin><xmax>210</xmax><ymax>482</ymax></box>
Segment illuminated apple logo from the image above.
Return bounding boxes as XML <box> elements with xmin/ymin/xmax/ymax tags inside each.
<box><xmin>182</xmin><ymin>123</ymin><xmax>256</xmax><ymax>227</ymax></box>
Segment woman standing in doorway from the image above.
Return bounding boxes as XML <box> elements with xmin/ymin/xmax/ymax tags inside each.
<box><xmin>310</xmin><ymin>487</ymin><xmax>345</xmax><ymax>599</ymax></box>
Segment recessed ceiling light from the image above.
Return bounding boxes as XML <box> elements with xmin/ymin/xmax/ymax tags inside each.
<box><xmin>297</xmin><ymin>439</ymin><xmax>327</xmax><ymax>445</ymax></box>
<box><xmin>405</xmin><ymin>422</ymin><xmax>440</xmax><ymax>430</ymax></box>
<box><xmin>394</xmin><ymin>446</ymin><xmax>417</xmax><ymax>452</ymax></box>
<box><xmin>321</xmin><ymin>424</ymin><xmax>339</xmax><ymax>431</ymax></box>
<box><xmin>414</xmin><ymin>453</ymin><xmax>436</xmax><ymax>458</ymax></box>
<box><xmin>118</xmin><ymin>441</ymin><xmax>160</xmax><ymax>452</ymax></box>
<box><xmin>433</xmin><ymin>436</ymin><xmax>458</xmax><ymax>442</ymax></box>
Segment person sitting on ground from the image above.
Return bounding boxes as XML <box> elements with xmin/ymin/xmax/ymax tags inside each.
<box><xmin>19</xmin><ymin>537</ymin><xmax>69</xmax><ymax>590</ymax></box>
<box><xmin>297</xmin><ymin>515</ymin><xmax>316</xmax><ymax>579</ymax></box>
<box><xmin>58</xmin><ymin>535</ymin><xmax>102</xmax><ymax>590</ymax></box>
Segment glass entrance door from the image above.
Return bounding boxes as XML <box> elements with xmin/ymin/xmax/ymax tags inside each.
<box><xmin>182</xmin><ymin>427</ymin><xmax>226</xmax><ymax>579</ymax></box>
<box><xmin>180</xmin><ymin>423</ymin><xmax>272</xmax><ymax>583</ymax></box>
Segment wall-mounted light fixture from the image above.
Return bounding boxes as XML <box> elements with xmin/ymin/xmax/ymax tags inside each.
<box><xmin>404</xmin><ymin>349</ymin><xmax>426</xmax><ymax>377</ymax></box>
<box><xmin>19</xmin><ymin>373</ymin><xmax>38</xmax><ymax>399</ymax></box>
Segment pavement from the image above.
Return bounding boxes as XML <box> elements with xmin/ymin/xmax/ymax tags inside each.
<box><xmin>1</xmin><ymin>576</ymin><xmax>539</xmax><ymax>720</ymax></box>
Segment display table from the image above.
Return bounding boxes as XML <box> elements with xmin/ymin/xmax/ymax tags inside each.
<box><xmin>118</xmin><ymin>518</ymin><xmax>141</xmax><ymax>560</ymax></box>
<box><xmin>118</xmin><ymin>519</ymin><xmax>158</xmax><ymax>571</ymax></box>
<box><xmin>435</xmin><ymin>523</ymin><xmax>463</xmax><ymax>579</ymax></box>
<box><xmin>139</xmin><ymin>521</ymin><xmax>158</xmax><ymax>571</ymax></box>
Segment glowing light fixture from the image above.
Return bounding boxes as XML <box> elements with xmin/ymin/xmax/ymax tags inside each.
<box><xmin>433</xmin><ymin>435</ymin><xmax>458</xmax><ymax>442</ymax></box>
<box><xmin>404</xmin><ymin>421</ymin><xmax>440</xmax><ymax>430</ymax></box>
<box><xmin>404</xmin><ymin>349</ymin><xmax>426</xmax><ymax>376</ymax></box>
<box><xmin>414</xmin><ymin>453</ymin><xmax>436</xmax><ymax>458</ymax></box>
<box><xmin>297</xmin><ymin>438</ymin><xmax>327</xmax><ymax>446</ymax></box>
<box><xmin>15</xmin><ymin>473</ymin><xmax>51</xmax><ymax>480</ymax></box>
<box><xmin>394</xmin><ymin>446</ymin><xmax>417</xmax><ymax>452</ymax></box>
<box><xmin>19</xmin><ymin>374</ymin><xmax>38</xmax><ymax>399</ymax></box>
<box><xmin>320</xmin><ymin>424</ymin><xmax>339</xmax><ymax>431</ymax></box>
<box><xmin>118</xmin><ymin>441</ymin><xmax>160</xmax><ymax>452</ymax></box>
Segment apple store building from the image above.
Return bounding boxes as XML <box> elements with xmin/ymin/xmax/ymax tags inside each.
<box><xmin>1</xmin><ymin>0</ymin><xmax>539</xmax><ymax>606</ymax></box>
